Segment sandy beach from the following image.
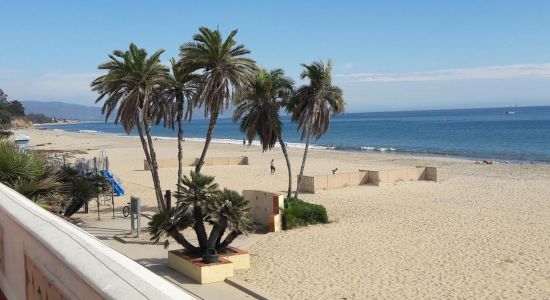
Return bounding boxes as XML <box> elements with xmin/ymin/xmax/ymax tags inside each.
<box><xmin>20</xmin><ymin>128</ymin><xmax>550</xmax><ymax>299</ymax></box>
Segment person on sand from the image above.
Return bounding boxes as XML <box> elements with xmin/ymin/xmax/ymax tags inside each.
<box><xmin>270</xmin><ymin>159</ymin><xmax>276</xmax><ymax>175</ymax></box>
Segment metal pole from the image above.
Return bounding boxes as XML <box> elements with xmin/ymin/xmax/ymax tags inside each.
<box><xmin>105</xmin><ymin>156</ymin><xmax>115</xmax><ymax>218</ymax></box>
<box><xmin>94</xmin><ymin>157</ymin><xmax>100</xmax><ymax>221</ymax></box>
<box><xmin>111</xmin><ymin>177</ymin><xmax>115</xmax><ymax>219</ymax></box>
<box><xmin>136</xmin><ymin>197</ymin><xmax>141</xmax><ymax>237</ymax></box>
<box><xmin>130</xmin><ymin>196</ymin><xmax>136</xmax><ymax>234</ymax></box>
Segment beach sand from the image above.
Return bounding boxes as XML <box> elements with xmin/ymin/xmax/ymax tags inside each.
<box><xmin>21</xmin><ymin>128</ymin><xmax>550</xmax><ymax>299</ymax></box>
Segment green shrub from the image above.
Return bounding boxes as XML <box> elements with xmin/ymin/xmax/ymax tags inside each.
<box><xmin>282</xmin><ymin>197</ymin><xmax>329</xmax><ymax>229</ymax></box>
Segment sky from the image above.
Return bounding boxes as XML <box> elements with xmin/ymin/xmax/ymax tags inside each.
<box><xmin>1</xmin><ymin>0</ymin><xmax>550</xmax><ymax>112</ymax></box>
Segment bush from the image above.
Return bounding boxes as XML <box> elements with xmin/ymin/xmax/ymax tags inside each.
<box><xmin>282</xmin><ymin>197</ymin><xmax>329</xmax><ymax>229</ymax></box>
<box><xmin>0</xmin><ymin>130</ymin><xmax>12</xmax><ymax>139</ymax></box>
<box><xmin>25</xmin><ymin>113</ymin><xmax>53</xmax><ymax>124</ymax></box>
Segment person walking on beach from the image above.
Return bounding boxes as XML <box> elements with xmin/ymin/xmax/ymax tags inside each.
<box><xmin>270</xmin><ymin>159</ymin><xmax>276</xmax><ymax>174</ymax></box>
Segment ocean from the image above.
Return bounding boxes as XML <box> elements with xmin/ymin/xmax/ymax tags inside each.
<box><xmin>38</xmin><ymin>106</ymin><xmax>550</xmax><ymax>163</ymax></box>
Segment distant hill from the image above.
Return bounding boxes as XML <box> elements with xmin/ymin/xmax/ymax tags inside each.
<box><xmin>22</xmin><ymin>101</ymin><xmax>103</xmax><ymax>121</ymax></box>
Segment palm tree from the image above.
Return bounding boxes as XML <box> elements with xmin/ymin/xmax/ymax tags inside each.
<box><xmin>149</xmin><ymin>172</ymin><xmax>253</xmax><ymax>256</ymax></box>
<box><xmin>179</xmin><ymin>27</ymin><xmax>257</xmax><ymax>173</ymax></box>
<box><xmin>175</xmin><ymin>171</ymin><xmax>219</xmax><ymax>252</ymax></box>
<box><xmin>0</xmin><ymin>140</ymin><xmax>62</xmax><ymax>202</ymax></box>
<box><xmin>163</xmin><ymin>59</ymin><xmax>198</xmax><ymax>185</ymax></box>
<box><xmin>91</xmin><ymin>43</ymin><xmax>169</xmax><ymax>212</ymax></box>
<box><xmin>233</xmin><ymin>69</ymin><xmax>295</xmax><ymax>198</ymax></box>
<box><xmin>288</xmin><ymin>59</ymin><xmax>345</xmax><ymax>198</ymax></box>
<box><xmin>206</xmin><ymin>189</ymin><xmax>254</xmax><ymax>250</ymax></box>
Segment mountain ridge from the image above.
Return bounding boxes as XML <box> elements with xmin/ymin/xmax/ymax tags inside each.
<box><xmin>22</xmin><ymin>101</ymin><xmax>104</xmax><ymax>121</ymax></box>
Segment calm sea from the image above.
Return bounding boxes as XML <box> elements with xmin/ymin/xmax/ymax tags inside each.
<box><xmin>39</xmin><ymin>106</ymin><xmax>550</xmax><ymax>163</ymax></box>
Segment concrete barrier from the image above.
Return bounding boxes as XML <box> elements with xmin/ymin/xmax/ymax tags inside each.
<box><xmin>361</xmin><ymin>166</ymin><xmax>437</xmax><ymax>186</ymax></box>
<box><xmin>144</xmin><ymin>156</ymin><xmax>249</xmax><ymax>170</ymax></box>
<box><xmin>242</xmin><ymin>190</ymin><xmax>284</xmax><ymax>232</ymax></box>
<box><xmin>298</xmin><ymin>167</ymin><xmax>437</xmax><ymax>193</ymax></box>
<box><xmin>0</xmin><ymin>183</ymin><xmax>192</xmax><ymax>300</ymax></box>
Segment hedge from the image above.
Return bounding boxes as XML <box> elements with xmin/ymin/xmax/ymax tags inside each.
<box><xmin>282</xmin><ymin>197</ymin><xmax>329</xmax><ymax>229</ymax></box>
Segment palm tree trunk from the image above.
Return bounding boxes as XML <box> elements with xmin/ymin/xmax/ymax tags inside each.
<box><xmin>220</xmin><ymin>230</ymin><xmax>241</xmax><ymax>249</ymax></box>
<box><xmin>215</xmin><ymin>227</ymin><xmax>226</xmax><ymax>250</ymax></box>
<box><xmin>195</xmin><ymin>111</ymin><xmax>219</xmax><ymax>173</ymax></box>
<box><xmin>294</xmin><ymin>128</ymin><xmax>311</xmax><ymax>198</ymax></box>
<box><xmin>135</xmin><ymin>114</ymin><xmax>166</xmax><ymax>212</ymax></box>
<box><xmin>207</xmin><ymin>219</ymin><xmax>227</xmax><ymax>250</ymax></box>
<box><xmin>176</xmin><ymin>93</ymin><xmax>184</xmax><ymax>187</ymax></box>
<box><xmin>193</xmin><ymin>205</ymin><xmax>208</xmax><ymax>252</ymax></box>
<box><xmin>143</xmin><ymin>116</ymin><xmax>166</xmax><ymax>212</ymax></box>
<box><xmin>169</xmin><ymin>228</ymin><xmax>199</xmax><ymax>255</ymax></box>
<box><xmin>278</xmin><ymin>135</ymin><xmax>292</xmax><ymax>199</ymax></box>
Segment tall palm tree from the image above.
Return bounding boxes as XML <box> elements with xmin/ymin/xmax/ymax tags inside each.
<box><xmin>163</xmin><ymin>59</ymin><xmax>198</xmax><ymax>184</ymax></box>
<box><xmin>233</xmin><ymin>69</ymin><xmax>295</xmax><ymax>198</ymax></box>
<box><xmin>288</xmin><ymin>59</ymin><xmax>345</xmax><ymax>198</ymax></box>
<box><xmin>179</xmin><ymin>27</ymin><xmax>257</xmax><ymax>173</ymax></box>
<box><xmin>91</xmin><ymin>43</ymin><xmax>169</xmax><ymax>212</ymax></box>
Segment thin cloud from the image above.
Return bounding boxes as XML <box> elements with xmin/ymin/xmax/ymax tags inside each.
<box><xmin>336</xmin><ymin>63</ymin><xmax>550</xmax><ymax>82</ymax></box>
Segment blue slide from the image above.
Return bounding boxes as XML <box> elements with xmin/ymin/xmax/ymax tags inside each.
<box><xmin>100</xmin><ymin>170</ymin><xmax>125</xmax><ymax>196</ymax></box>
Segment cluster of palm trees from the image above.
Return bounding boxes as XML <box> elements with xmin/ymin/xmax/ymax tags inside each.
<box><xmin>91</xmin><ymin>26</ymin><xmax>344</xmax><ymax>256</ymax></box>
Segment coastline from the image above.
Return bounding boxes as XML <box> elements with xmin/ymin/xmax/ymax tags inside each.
<box><xmin>31</xmin><ymin>124</ymin><xmax>545</xmax><ymax>165</ymax></box>
<box><xmin>18</xmin><ymin>127</ymin><xmax>550</xmax><ymax>299</ymax></box>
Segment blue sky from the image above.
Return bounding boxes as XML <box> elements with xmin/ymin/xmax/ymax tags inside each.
<box><xmin>1</xmin><ymin>0</ymin><xmax>550</xmax><ymax>112</ymax></box>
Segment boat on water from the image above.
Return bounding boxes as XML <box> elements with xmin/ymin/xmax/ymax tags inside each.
<box><xmin>505</xmin><ymin>111</ymin><xmax>516</xmax><ymax>115</ymax></box>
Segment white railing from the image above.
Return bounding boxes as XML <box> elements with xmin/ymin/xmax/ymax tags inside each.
<box><xmin>0</xmin><ymin>183</ymin><xmax>192</xmax><ymax>300</ymax></box>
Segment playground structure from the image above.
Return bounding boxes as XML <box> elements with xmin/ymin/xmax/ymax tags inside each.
<box><xmin>75</xmin><ymin>151</ymin><xmax>125</xmax><ymax>197</ymax></box>
<box><xmin>297</xmin><ymin>166</ymin><xmax>437</xmax><ymax>193</ymax></box>
<box><xmin>100</xmin><ymin>170</ymin><xmax>124</xmax><ymax>196</ymax></box>
<box><xmin>74</xmin><ymin>151</ymin><xmax>125</xmax><ymax>219</ymax></box>
<box><xmin>144</xmin><ymin>156</ymin><xmax>249</xmax><ymax>170</ymax></box>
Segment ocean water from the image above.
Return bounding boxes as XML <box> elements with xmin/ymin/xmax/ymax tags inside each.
<box><xmin>39</xmin><ymin>106</ymin><xmax>550</xmax><ymax>163</ymax></box>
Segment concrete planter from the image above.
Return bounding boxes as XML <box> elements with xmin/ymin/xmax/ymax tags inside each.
<box><xmin>167</xmin><ymin>247</ymin><xmax>251</xmax><ymax>283</ymax></box>
<box><xmin>168</xmin><ymin>250</ymin><xmax>233</xmax><ymax>284</ymax></box>
<box><xmin>221</xmin><ymin>247</ymin><xmax>250</xmax><ymax>271</ymax></box>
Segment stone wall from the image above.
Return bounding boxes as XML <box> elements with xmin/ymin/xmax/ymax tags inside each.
<box><xmin>0</xmin><ymin>184</ymin><xmax>192</xmax><ymax>300</ymax></box>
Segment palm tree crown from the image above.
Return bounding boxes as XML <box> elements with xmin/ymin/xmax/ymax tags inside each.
<box><xmin>288</xmin><ymin>59</ymin><xmax>345</xmax><ymax>140</ymax></box>
<box><xmin>233</xmin><ymin>68</ymin><xmax>294</xmax><ymax>151</ymax></box>
<box><xmin>91</xmin><ymin>43</ymin><xmax>169</xmax><ymax>133</ymax></box>
<box><xmin>180</xmin><ymin>27</ymin><xmax>257</xmax><ymax>117</ymax></box>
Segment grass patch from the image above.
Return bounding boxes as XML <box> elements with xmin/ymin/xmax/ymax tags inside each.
<box><xmin>282</xmin><ymin>197</ymin><xmax>329</xmax><ymax>230</ymax></box>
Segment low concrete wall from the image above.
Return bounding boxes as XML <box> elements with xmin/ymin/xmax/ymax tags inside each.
<box><xmin>0</xmin><ymin>184</ymin><xmax>192</xmax><ymax>300</ymax></box>
<box><xmin>298</xmin><ymin>171</ymin><xmax>369</xmax><ymax>193</ymax></box>
<box><xmin>144</xmin><ymin>156</ymin><xmax>249</xmax><ymax>170</ymax></box>
<box><xmin>242</xmin><ymin>190</ymin><xmax>284</xmax><ymax>232</ymax></box>
<box><xmin>298</xmin><ymin>167</ymin><xmax>437</xmax><ymax>193</ymax></box>
<box><xmin>362</xmin><ymin>166</ymin><xmax>438</xmax><ymax>186</ymax></box>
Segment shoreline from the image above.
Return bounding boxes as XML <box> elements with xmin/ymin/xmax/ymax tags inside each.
<box><xmin>18</xmin><ymin>126</ymin><xmax>550</xmax><ymax>299</ymax></box>
<box><xmin>31</xmin><ymin>125</ymin><xmax>547</xmax><ymax>165</ymax></box>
